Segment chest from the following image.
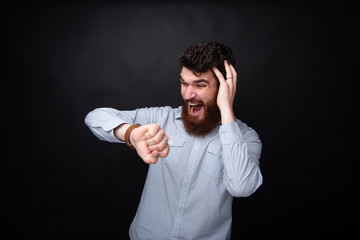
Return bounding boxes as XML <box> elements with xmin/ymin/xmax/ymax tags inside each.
<box><xmin>161</xmin><ymin>128</ymin><xmax>225</xmax><ymax>179</ymax></box>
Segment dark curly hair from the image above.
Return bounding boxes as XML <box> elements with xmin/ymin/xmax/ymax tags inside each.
<box><xmin>179</xmin><ymin>42</ymin><xmax>236</xmax><ymax>81</ymax></box>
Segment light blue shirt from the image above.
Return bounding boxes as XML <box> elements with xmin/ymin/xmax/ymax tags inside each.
<box><xmin>85</xmin><ymin>106</ymin><xmax>262</xmax><ymax>240</ymax></box>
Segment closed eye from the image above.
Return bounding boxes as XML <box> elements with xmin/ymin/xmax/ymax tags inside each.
<box><xmin>180</xmin><ymin>77</ymin><xmax>208</xmax><ymax>88</ymax></box>
<box><xmin>180</xmin><ymin>79</ymin><xmax>189</xmax><ymax>86</ymax></box>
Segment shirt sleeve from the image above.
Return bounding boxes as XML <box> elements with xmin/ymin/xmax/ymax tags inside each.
<box><xmin>84</xmin><ymin>107</ymin><xmax>173</xmax><ymax>143</ymax></box>
<box><xmin>219</xmin><ymin>120</ymin><xmax>263</xmax><ymax>197</ymax></box>
<box><xmin>84</xmin><ymin>108</ymin><xmax>127</xmax><ymax>143</ymax></box>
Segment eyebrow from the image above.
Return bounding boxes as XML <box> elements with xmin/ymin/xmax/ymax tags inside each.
<box><xmin>179</xmin><ymin>75</ymin><xmax>209</xmax><ymax>84</ymax></box>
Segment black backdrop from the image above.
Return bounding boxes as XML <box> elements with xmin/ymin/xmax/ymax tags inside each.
<box><xmin>4</xmin><ymin>1</ymin><xmax>357</xmax><ymax>239</ymax></box>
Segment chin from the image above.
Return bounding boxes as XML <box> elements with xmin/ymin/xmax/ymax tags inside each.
<box><xmin>181</xmin><ymin>98</ymin><xmax>221</xmax><ymax>137</ymax></box>
<box><xmin>188</xmin><ymin>113</ymin><xmax>205</xmax><ymax>121</ymax></box>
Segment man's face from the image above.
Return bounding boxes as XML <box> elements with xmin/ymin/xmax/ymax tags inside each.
<box><xmin>180</xmin><ymin>67</ymin><xmax>221</xmax><ymax>136</ymax></box>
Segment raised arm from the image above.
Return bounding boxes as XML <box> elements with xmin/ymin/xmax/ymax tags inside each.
<box><xmin>220</xmin><ymin>121</ymin><xmax>262</xmax><ymax>197</ymax></box>
<box><xmin>212</xmin><ymin>61</ymin><xmax>262</xmax><ymax>197</ymax></box>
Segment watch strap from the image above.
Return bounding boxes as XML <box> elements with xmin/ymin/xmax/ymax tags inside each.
<box><xmin>124</xmin><ymin>124</ymin><xmax>141</xmax><ymax>150</ymax></box>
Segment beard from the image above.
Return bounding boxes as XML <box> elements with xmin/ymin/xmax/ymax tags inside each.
<box><xmin>181</xmin><ymin>96</ymin><xmax>221</xmax><ymax>137</ymax></box>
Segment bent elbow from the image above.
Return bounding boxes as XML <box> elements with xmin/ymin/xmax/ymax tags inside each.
<box><xmin>84</xmin><ymin>108</ymin><xmax>105</xmax><ymax>127</ymax></box>
<box><xmin>230</xmin><ymin>171</ymin><xmax>263</xmax><ymax>197</ymax></box>
<box><xmin>84</xmin><ymin>112</ymin><xmax>92</xmax><ymax>127</ymax></box>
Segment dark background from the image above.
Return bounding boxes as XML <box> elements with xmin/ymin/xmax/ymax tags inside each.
<box><xmin>4</xmin><ymin>1</ymin><xmax>357</xmax><ymax>239</ymax></box>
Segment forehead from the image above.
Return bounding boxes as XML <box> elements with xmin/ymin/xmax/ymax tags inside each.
<box><xmin>180</xmin><ymin>67</ymin><xmax>217</xmax><ymax>84</ymax></box>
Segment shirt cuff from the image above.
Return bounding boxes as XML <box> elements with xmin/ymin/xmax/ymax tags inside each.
<box><xmin>219</xmin><ymin>121</ymin><xmax>244</xmax><ymax>145</ymax></box>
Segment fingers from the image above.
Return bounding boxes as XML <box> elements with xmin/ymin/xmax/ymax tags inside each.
<box><xmin>146</xmin><ymin>128</ymin><xmax>165</xmax><ymax>145</ymax></box>
<box><xmin>142</xmin><ymin>151</ymin><xmax>160</xmax><ymax>164</ymax></box>
<box><xmin>228</xmin><ymin>62</ymin><xmax>237</xmax><ymax>92</ymax></box>
<box><xmin>225</xmin><ymin>60</ymin><xmax>237</xmax><ymax>86</ymax></box>
<box><xmin>144</xmin><ymin>123</ymin><xmax>161</xmax><ymax>140</ymax></box>
<box><xmin>229</xmin><ymin>63</ymin><xmax>237</xmax><ymax>79</ymax></box>
<box><xmin>157</xmin><ymin>144</ymin><xmax>170</xmax><ymax>158</ymax></box>
<box><xmin>213</xmin><ymin>61</ymin><xmax>238</xmax><ymax>114</ymax></box>
<box><xmin>143</xmin><ymin>142</ymin><xmax>169</xmax><ymax>164</ymax></box>
<box><xmin>148</xmin><ymin>133</ymin><xmax>169</xmax><ymax>152</ymax></box>
<box><xmin>224</xmin><ymin>60</ymin><xmax>233</xmax><ymax>79</ymax></box>
<box><xmin>147</xmin><ymin>129</ymin><xmax>170</xmax><ymax>158</ymax></box>
<box><xmin>137</xmin><ymin>123</ymin><xmax>170</xmax><ymax>164</ymax></box>
<box><xmin>145</xmin><ymin>125</ymin><xmax>169</xmax><ymax>153</ymax></box>
<box><xmin>213</xmin><ymin>60</ymin><xmax>237</xmax><ymax>89</ymax></box>
<box><xmin>212</xmin><ymin>66</ymin><xmax>226</xmax><ymax>85</ymax></box>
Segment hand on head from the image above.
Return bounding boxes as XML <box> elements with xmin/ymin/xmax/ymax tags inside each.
<box><xmin>212</xmin><ymin>60</ymin><xmax>237</xmax><ymax>125</ymax></box>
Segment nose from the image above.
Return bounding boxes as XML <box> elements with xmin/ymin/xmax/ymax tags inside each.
<box><xmin>183</xmin><ymin>86</ymin><xmax>196</xmax><ymax>100</ymax></box>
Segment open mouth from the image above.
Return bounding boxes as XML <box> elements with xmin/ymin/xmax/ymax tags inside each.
<box><xmin>189</xmin><ymin>103</ymin><xmax>204</xmax><ymax>115</ymax></box>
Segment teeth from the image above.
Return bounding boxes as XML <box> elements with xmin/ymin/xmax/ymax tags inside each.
<box><xmin>189</xmin><ymin>103</ymin><xmax>202</xmax><ymax>113</ymax></box>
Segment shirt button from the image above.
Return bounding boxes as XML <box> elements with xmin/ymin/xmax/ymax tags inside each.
<box><xmin>188</xmin><ymin>168</ymin><xmax>192</xmax><ymax>173</ymax></box>
<box><xmin>194</xmin><ymin>145</ymin><xmax>199</xmax><ymax>150</ymax></box>
<box><xmin>169</xmin><ymin>140</ymin><xmax>173</xmax><ymax>145</ymax></box>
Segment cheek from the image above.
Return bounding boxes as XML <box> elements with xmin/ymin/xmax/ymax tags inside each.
<box><xmin>201</xmin><ymin>89</ymin><xmax>218</xmax><ymax>102</ymax></box>
<box><xmin>180</xmin><ymin>87</ymin><xmax>186</xmax><ymax>98</ymax></box>
<box><xmin>210</xmin><ymin>87</ymin><xmax>219</xmax><ymax>100</ymax></box>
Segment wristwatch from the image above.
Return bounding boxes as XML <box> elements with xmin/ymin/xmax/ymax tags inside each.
<box><xmin>124</xmin><ymin>124</ymin><xmax>141</xmax><ymax>150</ymax></box>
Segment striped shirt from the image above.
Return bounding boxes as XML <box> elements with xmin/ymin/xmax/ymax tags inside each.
<box><xmin>84</xmin><ymin>106</ymin><xmax>262</xmax><ymax>240</ymax></box>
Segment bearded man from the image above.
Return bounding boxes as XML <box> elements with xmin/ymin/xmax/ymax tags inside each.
<box><xmin>85</xmin><ymin>42</ymin><xmax>263</xmax><ymax>240</ymax></box>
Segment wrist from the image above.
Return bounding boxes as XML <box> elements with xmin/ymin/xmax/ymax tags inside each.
<box><xmin>220</xmin><ymin>107</ymin><xmax>236</xmax><ymax>125</ymax></box>
<box><xmin>114</xmin><ymin>123</ymin><xmax>130</xmax><ymax>141</ymax></box>
<box><xmin>125</xmin><ymin>124</ymin><xmax>141</xmax><ymax>150</ymax></box>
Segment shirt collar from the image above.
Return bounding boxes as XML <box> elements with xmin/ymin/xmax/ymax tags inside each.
<box><xmin>175</xmin><ymin>106</ymin><xmax>183</xmax><ymax>120</ymax></box>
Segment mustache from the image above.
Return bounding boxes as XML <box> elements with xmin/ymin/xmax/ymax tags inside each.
<box><xmin>183</xmin><ymin>98</ymin><xmax>209</xmax><ymax>110</ymax></box>
<box><xmin>183</xmin><ymin>99</ymin><xmax>204</xmax><ymax>104</ymax></box>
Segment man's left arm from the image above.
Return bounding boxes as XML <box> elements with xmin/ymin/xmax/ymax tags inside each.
<box><xmin>220</xmin><ymin>121</ymin><xmax>263</xmax><ymax>197</ymax></box>
<box><xmin>213</xmin><ymin>61</ymin><xmax>262</xmax><ymax>197</ymax></box>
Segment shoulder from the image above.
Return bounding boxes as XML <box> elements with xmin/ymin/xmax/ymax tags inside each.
<box><xmin>137</xmin><ymin>106</ymin><xmax>181</xmax><ymax>124</ymax></box>
<box><xmin>141</xmin><ymin>106</ymin><xmax>180</xmax><ymax>116</ymax></box>
<box><xmin>235</xmin><ymin>119</ymin><xmax>261</xmax><ymax>140</ymax></box>
<box><xmin>235</xmin><ymin>119</ymin><xmax>252</xmax><ymax>132</ymax></box>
